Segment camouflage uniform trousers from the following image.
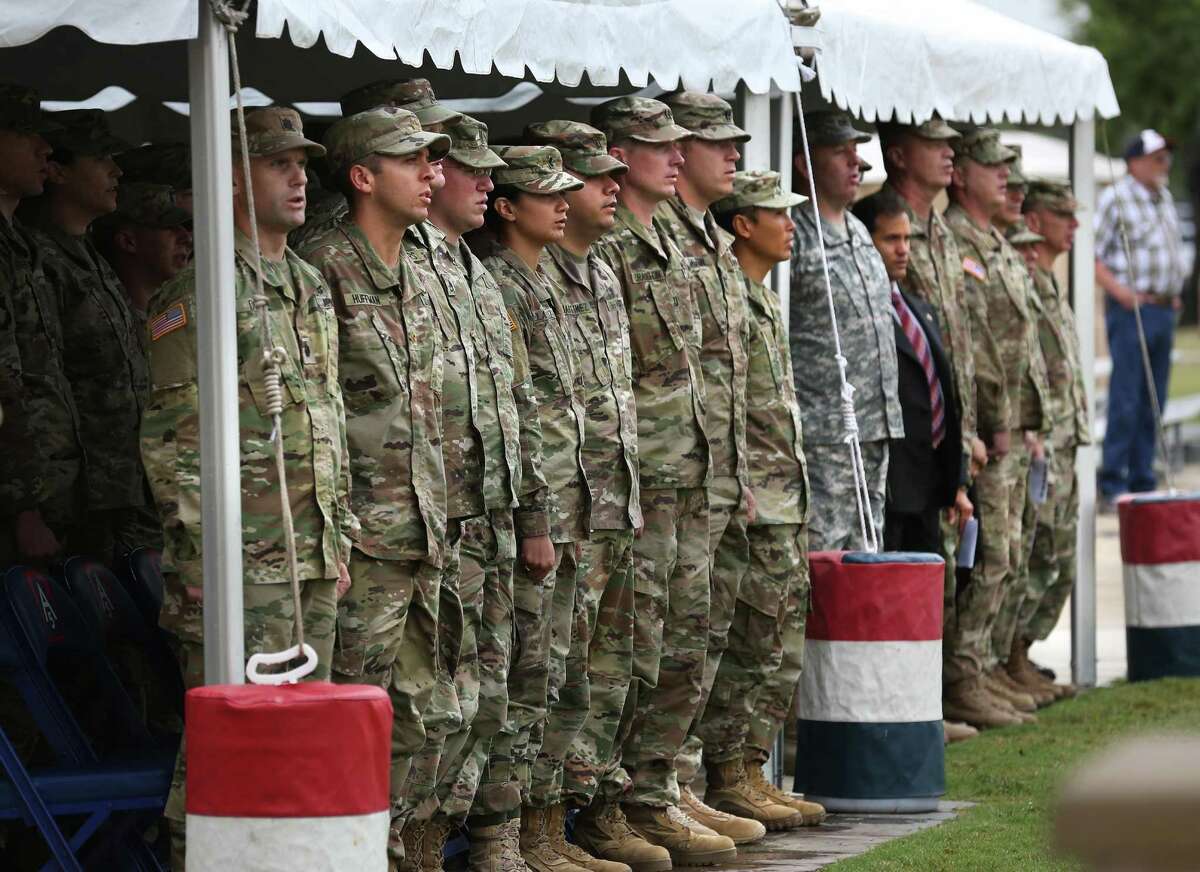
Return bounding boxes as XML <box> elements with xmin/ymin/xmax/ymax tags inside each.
<box><xmin>561</xmin><ymin>529</ymin><xmax>636</xmax><ymax>808</ymax></box>
<box><xmin>470</xmin><ymin>541</ymin><xmax>569</xmax><ymax>822</ymax></box>
<box><xmin>1019</xmin><ymin>442</ymin><xmax>1079</xmax><ymax>643</ymax></box>
<box><xmin>621</xmin><ymin>486</ymin><xmax>710</xmax><ymax>808</ymax></box>
<box><xmin>943</xmin><ymin>439</ymin><xmax>1023</xmax><ymax>687</ymax></box>
<box><xmin>162</xmin><ymin>574</ymin><xmax>336</xmax><ymax>870</ymax></box>
<box><xmin>676</xmin><ymin>474</ymin><xmax>748</xmax><ymax>787</ymax></box>
<box><xmin>990</xmin><ymin>445</ymin><xmax>1033</xmax><ymax>665</ymax></box>
<box><xmin>803</xmin><ymin>440</ymin><xmax>888</xmax><ymax>552</ymax></box>
<box><xmin>697</xmin><ymin>523</ymin><xmax>805</xmax><ymax>766</ymax></box>
<box><xmin>744</xmin><ymin>526</ymin><xmax>810</xmax><ymax>767</ymax></box>
<box><xmin>434</xmin><ymin>510</ymin><xmax>515</xmax><ymax>823</ymax></box>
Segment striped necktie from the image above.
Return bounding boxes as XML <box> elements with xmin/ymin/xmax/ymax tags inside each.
<box><xmin>891</xmin><ymin>284</ymin><xmax>946</xmax><ymax>448</ymax></box>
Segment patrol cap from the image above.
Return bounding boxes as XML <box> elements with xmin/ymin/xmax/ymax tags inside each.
<box><xmin>339</xmin><ymin>78</ymin><xmax>462</xmax><ymax>128</ymax></box>
<box><xmin>1005</xmin><ymin>143</ymin><xmax>1028</xmax><ymax>186</ymax></box>
<box><xmin>446</xmin><ymin>114</ymin><xmax>506</xmax><ymax>170</ymax></box>
<box><xmin>492</xmin><ymin>145</ymin><xmax>584</xmax><ymax>195</ymax></box>
<box><xmin>1023</xmin><ymin>179</ymin><xmax>1082</xmax><ymax>214</ymax></box>
<box><xmin>524</xmin><ymin>120</ymin><xmax>627</xmax><ymax>176</ymax></box>
<box><xmin>0</xmin><ymin>83</ymin><xmax>60</xmax><ymax>135</ymax></box>
<box><xmin>712</xmin><ymin>169</ymin><xmax>807</xmax><ymax>215</ymax></box>
<box><xmin>44</xmin><ymin>109</ymin><xmax>131</xmax><ymax>157</ymax></box>
<box><xmin>324</xmin><ymin>107</ymin><xmax>451</xmax><ymax>171</ymax></box>
<box><xmin>1123</xmin><ymin>128</ymin><xmax>1174</xmax><ymax>159</ymax></box>
<box><xmin>877</xmin><ymin>116</ymin><xmax>960</xmax><ymax>144</ymax></box>
<box><xmin>661</xmin><ymin>91</ymin><xmax>750</xmax><ymax>142</ymax></box>
<box><xmin>104</xmin><ymin>182</ymin><xmax>191</xmax><ymax>228</ymax></box>
<box><xmin>951</xmin><ymin>127</ymin><xmax>1017</xmax><ymax>166</ymax></box>
<box><xmin>803</xmin><ymin>110</ymin><xmax>872</xmax><ymax>147</ymax></box>
<box><xmin>590</xmin><ymin>96</ymin><xmax>692</xmax><ymax>145</ymax></box>
<box><xmin>234</xmin><ymin>107</ymin><xmax>325</xmax><ymax>158</ymax></box>
<box><xmin>1005</xmin><ymin>218</ymin><xmax>1044</xmax><ymax>246</ymax></box>
<box><xmin>116</xmin><ymin>143</ymin><xmax>191</xmax><ymax>190</ymax></box>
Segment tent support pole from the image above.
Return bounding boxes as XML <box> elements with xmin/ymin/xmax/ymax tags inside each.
<box><xmin>1069</xmin><ymin>118</ymin><xmax>1098</xmax><ymax>688</ymax></box>
<box><xmin>772</xmin><ymin>92</ymin><xmax>793</xmax><ymax>323</ymax></box>
<box><xmin>188</xmin><ymin>11</ymin><xmax>244</xmax><ymax>685</ymax></box>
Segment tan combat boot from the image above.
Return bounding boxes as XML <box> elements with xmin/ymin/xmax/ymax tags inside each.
<box><xmin>468</xmin><ymin>818</ymin><xmax>530</xmax><ymax>872</ymax></box>
<box><xmin>679</xmin><ymin>785</ymin><xmax>765</xmax><ymax>845</ymax></box>
<box><xmin>417</xmin><ymin>817</ymin><xmax>454</xmax><ymax>872</ymax></box>
<box><xmin>521</xmin><ymin>805</ymin><xmax>592</xmax><ymax>872</ymax></box>
<box><xmin>997</xmin><ymin>663</ymin><xmax>1054</xmax><ymax>707</ymax></box>
<box><xmin>943</xmin><ymin>677</ymin><xmax>1023</xmax><ymax>729</ymax></box>
<box><xmin>393</xmin><ymin>820</ymin><xmax>429</xmax><ymax>872</ymax></box>
<box><xmin>983</xmin><ymin>667</ymin><xmax>1037</xmax><ymax>713</ymax></box>
<box><xmin>703</xmin><ymin>759</ymin><xmax>804</xmax><ymax>831</ymax></box>
<box><xmin>742</xmin><ymin>760</ymin><xmax>827</xmax><ymax>826</ymax></box>
<box><xmin>943</xmin><ymin>720</ymin><xmax>979</xmax><ymax>744</ymax></box>
<box><xmin>572</xmin><ymin>799</ymin><xmax>672</xmax><ymax>872</ymax></box>
<box><xmin>621</xmin><ymin>803</ymin><xmax>737</xmax><ymax>867</ymax></box>
<box><xmin>1006</xmin><ymin>639</ymin><xmax>1060</xmax><ymax>704</ymax></box>
<box><xmin>542</xmin><ymin>804</ymin><xmax>631</xmax><ymax>872</ymax></box>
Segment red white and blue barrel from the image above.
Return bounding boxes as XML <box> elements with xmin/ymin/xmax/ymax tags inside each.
<box><xmin>793</xmin><ymin>551</ymin><xmax>945</xmax><ymax>813</ymax></box>
<box><xmin>186</xmin><ymin>682</ymin><xmax>392</xmax><ymax>870</ymax></box>
<box><xmin>1119</xmin><ymin>492</ymin><xmax>1200</xmax><ymax>681</ymax></box>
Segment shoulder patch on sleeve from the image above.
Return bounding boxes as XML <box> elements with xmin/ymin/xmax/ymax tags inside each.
<box><xmin>149</xmin><ymin>302</ymin><xmax>188</xmax><ymax>341</ymax></box>
<box><xmin>962</xmin><ymin>256</ymin><xmax>987</xmax><ymax>281</ymax></box>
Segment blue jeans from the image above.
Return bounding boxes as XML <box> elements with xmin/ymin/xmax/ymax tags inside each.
<box><xmin>1099</xmin><ymin>301</ymin><xmax>1175</xmax><ymax>498</ymax></box>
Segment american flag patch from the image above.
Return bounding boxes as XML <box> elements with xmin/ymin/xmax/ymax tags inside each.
<box><xmin>150</xmin><ymin>302</ymin><xmax>188</xmax><ymax>341</ymax></box>
<box><xmin>962</xmin><ymin>257</ymin><xmax>987</xmax><ymax>281</ymax></box>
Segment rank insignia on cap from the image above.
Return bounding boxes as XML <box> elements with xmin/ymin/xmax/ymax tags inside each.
<box><xmin>281</xmin><ymin>117</ymin><xmax>295</xmax><ymax>131</ymax></box>
<box><xmin>962</xmin><ymin>257</ymin><xmax>987</xmax><ymax>281</ymax></box>
<box><xmin>150</xmin><ymin>302</ymin><xmax>188</xmax><ymax>341</ymax></box>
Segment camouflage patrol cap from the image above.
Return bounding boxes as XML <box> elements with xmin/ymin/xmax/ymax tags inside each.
<box><xmin>1024</xmin><ymin>179</ymin><xmax>1082</xmax><ymax>214</ymax></box>
<box><xmin>0</xmin><ymin>83</ymin><xmax>60</xmax><ymax>135</ymax></box>
<box><xmin>324</xmin><ymin>107</ymin><xmax>451</xmax><ymax>171</ymax></box>
<box><xmin>116</xmin><ymin>143</ymin><xmax>191</xmax><ymax>190</ymax></box>
<box><xmin>1005</xmin><ymin>218</ymin><xmax>1044</xmax><ymax>246</ymax></box>
<box><xmin>590</xmin><ymin>97</ymin><xmax>692</xmax><ymax>145</ymax></box>
<box><xmin>107</xmin><ymin>182</ymin><xmax>191</xmax><ymax>228</ymax></box>
<box><xmin>446</xmin><ymin>114</ymin><xmax>506</xmax><ymax>170</ymax></box>
<box><xmin>524</xmin><ymin>120</ymin><xmax>627</xmax><ymax>176</ymax></box>
<box><xmin>803</xmin><ymin>110</ymin><xmax>872</xmax><ymax>147</ymax></box>
<box><xmin>712</xmin><ymin>169</ymin><xmax>807</xmax><ymax>215</ymax></box>
<box><xmin>661</xmin><ymin>91</ymin><xmax>750</xmax><ymax>143</ymax></box>
<box><xmin>951</xmin><ymin>127</ymin><xmax>1017</xmax><ymax>166</ymax></box>
<box><xmin>234</xmin><ymin>107</ymin><xmax>325</xmax><ymax>158</ymax></box>
<box><xmin>339</xmin><ymin>78</ymin><xmax>462</xmax><ymax>128</ymax></box>
<box><xmin>878</xmin><ymin>116</ymin><xmax>960</xmax><ymax>143</ymax></box>
<box><xmin>492</xmin><ymin>145</ymin><xmax>584</xmax><ymax>195</ymax></box>
<box><xmin>44</xmin><ymin>109</ymin><xmax>131</xmax><ymax>157</ymax></box>
<box><xmin>1005</xmin><ymin>143</ymin><xmax>1028</xmax><ymax>187</ymax></box>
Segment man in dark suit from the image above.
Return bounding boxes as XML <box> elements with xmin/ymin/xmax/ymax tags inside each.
<box><xmin>854</xmin><ymin>189</ymin><xmax>968</xmax><ymax>553</ymax></box>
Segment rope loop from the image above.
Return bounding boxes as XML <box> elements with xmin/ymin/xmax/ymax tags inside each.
<box><xmin>208</xmin><ymin>0</ymin><xmax>250</xmax><ymax>33</ymax></box>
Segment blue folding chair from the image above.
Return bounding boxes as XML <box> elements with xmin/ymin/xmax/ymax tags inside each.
<box><xmin>118</xmin><ymin>549</ymin><xmax>163</xmax><ymax>631</ymax></box>
<box><xmin>0</xmin><ymin>566</ymin><xmax>172</xmax><ymax>870</ymax></box>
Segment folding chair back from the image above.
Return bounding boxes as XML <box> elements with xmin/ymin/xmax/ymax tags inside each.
<box><xmin>121</xmin><ymin>547</ymin><xmax>164</xmax><ymax>629</ymax></box>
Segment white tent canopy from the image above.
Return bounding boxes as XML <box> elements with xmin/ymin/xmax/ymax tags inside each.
<box><xmin>803</xmin><ymin>0</ymin><xmax>1119</xmax><ymax>125</ymax></box>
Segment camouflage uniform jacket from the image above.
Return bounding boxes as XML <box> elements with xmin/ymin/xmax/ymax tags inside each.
<box><xmin>656</xmin><ymin>196</ymin><xmax>749</xmax><ymax>486</ymax></box>
<box><xmin>0</xmin><ymin>216</ymin><xmax>84</xmax><ymax>521</ymax></box>
<box><xmin>884</xmin><ymin>184</ymin><xmax>978</xmax><ymax>454</ymax></box>
<box><xmin>595</xmin><ymin>204</ymin><xmax>709</xmax><ymax>490</ymax></box>
<box><xmin>482</xmin><ymin>246</ymin><xmax>589</xmax><ymax>543</ymax></box>
<box><xmin>141</xmin><ymin>230</ymin><xmax>356</xmax><ymax>586</ymax></box>
<box><xmin>299</xmin><ymin>220</ymin><xmax>447</xmax><ymax>566</ymax></box>
<box><xmin>788</xmin><ymin>207</ymin><xmax>903</xmax><ymax>445</ymax></box>
<box><xmin>1031</xmin><ymin>265</ymin><xmax>1090</xmax><ymax>449</ymax></box>
<box><xmin>542</xmin><ymin>243</ymin><xmax>641</xmax><ymax>532</ymax></box>
<box><xmin>288</xmin><ymin>190</ymin><xmax>348</xmax><ymax>252</ymax></box>
<box><xmin>35</xmin><ymin>223</ymin><xmax>151</xmax><ymax>513</ymax></box>
<box><xmin>944</xmin><ymin>205</ymin><xmax>1048</xmax><ymax>436</ymax></box>
<box><xmin>743</xmin><ymin>273</ymin><xmax>808</xmax><ymax>526</ymax></box>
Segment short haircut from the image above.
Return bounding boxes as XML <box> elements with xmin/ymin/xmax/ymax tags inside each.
<box><xmin>851</xmin><ymin>186</ymin><xmax>907</xmax><ymax>234</ymax></box>
<box><xmin>334</xmin><ymin>153</ymin><xmax>386</xmax><ymax>200</ymax></box>
<box><xmin>714</xmin><ymin>206</ymin><xmax>756</xmax><ymax>236</ymax></box>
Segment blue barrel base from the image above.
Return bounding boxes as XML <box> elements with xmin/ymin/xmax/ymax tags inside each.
<box><xmin>1126</xmin><ymin>626</ymin><xmax>1200</xmax><ymax>682</ymax></box>
<box><xmin>794</xmin><ymin>719</ymin><xmax>944</xmax><ymax>813</ymax></box>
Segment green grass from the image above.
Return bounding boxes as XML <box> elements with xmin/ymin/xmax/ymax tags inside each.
<box><xmin>828</xmin><ymin>678</ymin><xmax>1200</xmax><ymax>871</ymax></box>
<box><xmin>1170</xmin><ymin>326</ymin><xmax>1200</xmax><ymax>399</ymax></box>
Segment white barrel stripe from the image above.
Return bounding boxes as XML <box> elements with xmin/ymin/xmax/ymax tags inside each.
<box><xmin>799</xmin><ymin>639</ymin><xmax>943</xmax><ymax>724</ymax></box>
<box><xmin>187</xmin><ymin>810</ymin><xmax>390</xmax><ymax>871</ymax></box>
<box><xmin>1123</xmin><ymin>562</ymin><xmax>1200</xmax><ymax>628</ymax></box>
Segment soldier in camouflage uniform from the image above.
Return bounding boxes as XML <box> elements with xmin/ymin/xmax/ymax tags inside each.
<box><xmin>589</xmin><ymin>96</ymin><xmax>737</xmax><ymax>870</ymax></box>
<box><xmin>141</xmin><ymin>107</ymin><xmax>356</xmax><ymax>868</ymax></box>
<box><xmin>470</xmin><ymin>145</ymin><xmax>597</xmax><ymax>872</ymax></box>
<box><xmin>29</xmin><ymin>109</ymin><xmax>162</xmax><ymax>559</ymax></box>
<box><xmin>650</xmin><ymin>94</ymin><xmax>760</xmax><ymax>845</ymax></box>
<box><xmin>524</xmin><ymin>120</ymin><xmax>645</xmax><ymax>872</ymax></box>
<box><xmin>943</xmin><ymin>128</ymin><xmax>1048</xmax><ymax>728</ymax></box>
<box><xmin>0</xmin><ymin>85</ymin><xmax>84</xmax><ymax>569</ymax></box>
<box><xmin>790</xmin><ymin>110</ymin><xmax>903</xmax><ymax>551</ymax></box>
<box><xmin>705</xmin><ymin>171</ymin><xmax>826</xmax><ymax>830</ymax></box>
<box><xmin>290</xmin><ymin>79</ymin><xmax>463</xmax><ymax>251</ymax></box>
<box><xmin>296</xmin><ymin>107</ymin><xmax>452</xmax><ymax>869</ymax></box>
<box><xmin>1012</xmin><ymin>181</ymin><xmax>1089</xmax><ymax>700</ymax></box>
<box><xmin>116</xmin><ymin>142</ymin><xmax>193</xmax><ymax>214</ymax></box>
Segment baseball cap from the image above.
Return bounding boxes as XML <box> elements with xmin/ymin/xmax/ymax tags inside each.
<box><xmin>323</xmin><ymin>106</ymin><xmax>451</xmax><ymax>170</ymax></box>
<box><xmin>590</xmin><ymin>97</ymin><xmax>692</xmax><ymax>145</ymax></box>
<box><xmin>44</xmin><ymin>109</ymin><xmax>131</xmax><ymax>157</ymax></box>
<box><xmin>712</xmin><ymin>169</ymin><xmax>807</xmax><ymax>215</ymax></box>
<box><xmin>1123</xmin><ymin>129</ymin><xmax>1174</xmax><ymax>160</ymax></box>
<box><xmin>951</xmin><ymin>127</ymin><xmax>1017</xmax><ymax>166</ymax></box>
<box><xmin>492</xmin><ymin>145</ymin><xmax>584</xmax><ymax>195</ymax></box>
<box><xmin>101</xmin><ymin>182</ymin><xmax>191</xmax><ymax>229</ymax></box>
<box><xmin>0</xmin><ymin>83</ymin><xmax>61</xmax><ymax>136</ymax></box>
<box><xmin>1024</xmin><ymin>179</ymin><xmax>1082</xmax><ymax>214</ymax></box>
<box><xmin>524</xmin><ymin>120</ymin><xmax>627</xmax><ymax>176</ymax></box>
<box><xmin>234</xmin><ymin>107</ymin><xmax>325</xmax><ymax>158</ymax></box>
<box><xmin>339</xmin><ymin>79</ymin><xmax>462</xmax><ymax>128</ymax></box>
<box><xmin>116</xmin><ymin>143</ymin><xmax>191</xmax><ymax>190</ymax></box>
<box><xmin>1005</xmin><ymin>143</ymin><xmax>1029</xmax><ymax>186</ymax></box>
<box><xmin>661</xmin><ymin>91</ymin><xmax>750</xmax><ymax>143</ymax></box>
<box><xmin>446</xmin><ymin>114</ymin><xmax>506</xmax><ymax>170</ymax></box>
<box><xmin>803</xmin><ymin>110</ymin><xmax>872</xmax><ymax>148</ymax></box>
<box><xmin>1005</xmin><ymin>218</ymin><xmax>1044</xmax><ymax>246</ymax></box>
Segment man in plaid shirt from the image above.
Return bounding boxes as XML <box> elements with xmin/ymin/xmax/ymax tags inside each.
<box><xmin>1095</xmin><ymin>129</ymin><xmax>1189</xmax><ymax>504</ymax></box>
